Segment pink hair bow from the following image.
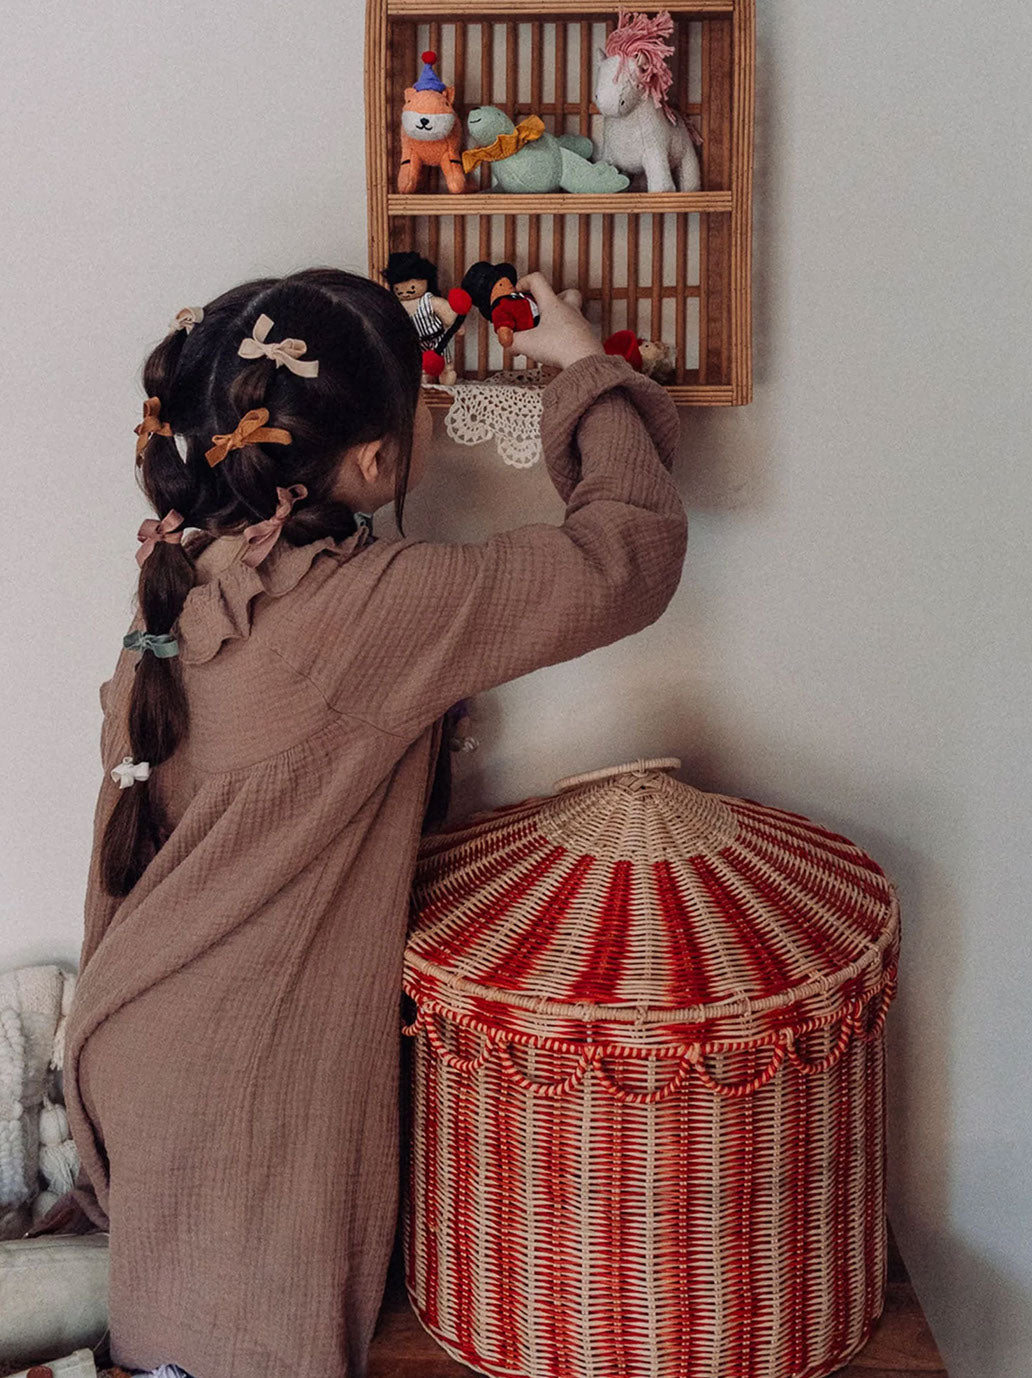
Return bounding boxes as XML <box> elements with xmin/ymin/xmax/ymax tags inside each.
<box><xmin>137</xmin><ymin>510</ymin><xmax>185</xmax><ymax>567</ymax></box>
<box><xmin>241</xmin><ymin>485</ymin><xmax>308</xmax><ymax>567</ymax></box>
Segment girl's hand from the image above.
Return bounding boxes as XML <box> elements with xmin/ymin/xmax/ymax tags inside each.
<box><xmin>510</xmin><ymin>272</ymin><xmax>605</xmax><ymax>370</ymax></box>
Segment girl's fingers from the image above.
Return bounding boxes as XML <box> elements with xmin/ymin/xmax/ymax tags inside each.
<box><xmin>515</xmin><ymin>271</ymin><xmax>558</xmax><ymax>304</ymax></box>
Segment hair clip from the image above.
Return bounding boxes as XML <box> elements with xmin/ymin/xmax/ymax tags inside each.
<box><xmin>134</xmin><ymin>396</ymin><xmax>173</xmax><ymax>460</ymax></box>
<box><xmin>111</xmin><ymin>756</ymin><xmax>150</xmax><ymax>789</ymax></box>
<box><xmin>136</xmin><ymin>510</ymin><xmax>185</xmax><ymax>566</ymax></box>
<box><xmin>123</xmin><ymin>630</ymin><xmax>179</xmax><ymax>659</ymax></box>
<box><xmin>170</xmin><ymin>306</ymin><xmax>204</xmax><ymax>334</ymax></box>
<box><xmin>205</xmin><ymin>408</ymin><xmax>292</xmax><ymax>468</ymax></box>
<box><xmin>237</xmin><ymin>314</ymin><xmax>319</xmax><ymax>377</ymax></box>
<box><xmin>241</xmin><ymin>484</ymin><xmax>308</xmax><ymax>567</ymax></box>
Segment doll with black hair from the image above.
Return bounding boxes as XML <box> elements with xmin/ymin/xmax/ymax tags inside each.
<box><xmin>460</xmin><ymin>260</ymin><xmax>542</xmax><ymax>349</ymax></box>
<box><xmin>382</xmin><ymin>251</ymin><xmax>463</xmax><ymax>383</ymax></box>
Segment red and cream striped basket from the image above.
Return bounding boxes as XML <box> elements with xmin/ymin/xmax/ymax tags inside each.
<box><xmin>403</xmin><ymin>758</ymin><xmax>900</xmax><ymax>1378</ymax></box>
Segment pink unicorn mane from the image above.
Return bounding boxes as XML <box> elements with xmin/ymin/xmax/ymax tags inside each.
<box><xmin>604</xmin><ymin>9</ymin><xmax>677</xmax><ymax>121</ymax></box>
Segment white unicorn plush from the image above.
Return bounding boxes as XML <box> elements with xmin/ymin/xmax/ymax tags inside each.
<box><xmin>594</xmin><ymin>10</ymin><xmax>703</xmax><ymax>193</ymax></box>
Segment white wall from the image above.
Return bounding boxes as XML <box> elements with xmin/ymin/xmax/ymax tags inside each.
<box><xmin>3</xmin><ymin>4</ymin><xmax>1030</xmax><ymax>1375</ymax></box>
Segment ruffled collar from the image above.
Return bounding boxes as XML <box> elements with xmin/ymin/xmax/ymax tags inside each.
<box><xmin>176</xmin><ymin>526</ymin><xmax>372</xmax><ymax>665</ymax></box>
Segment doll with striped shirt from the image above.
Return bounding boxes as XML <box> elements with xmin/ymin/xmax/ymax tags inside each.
<box><xmin>382</xmin><ymin>251</ymin><xmax>463</xmax><ymax>385</ymax></box>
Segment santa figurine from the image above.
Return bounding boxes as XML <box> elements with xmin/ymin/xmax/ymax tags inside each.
<box><xmin>460</xmin><ymin>260</ymin><xmax>541</xmax><ymax>349</ymax></box>
<box><xmin>604</xmin><ymin>329</ymin><xmax>676</xmax><ymax>384</ymax></box>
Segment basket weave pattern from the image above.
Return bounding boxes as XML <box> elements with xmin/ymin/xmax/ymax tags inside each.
<box><xmin>404</xmin><ymin>763</ymin><xmax>900</xmax><ymax>1378</ymax></box>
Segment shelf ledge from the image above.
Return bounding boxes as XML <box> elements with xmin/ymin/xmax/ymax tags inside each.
<box><xmin>389</xmin><ymin>192</ymin><xmax>733</xmax><ymax>217</ymax></box>
<box><xmin>388</xmin><ymin>0</ymin><xmax>733</xmax><ymax>12</ymax></box>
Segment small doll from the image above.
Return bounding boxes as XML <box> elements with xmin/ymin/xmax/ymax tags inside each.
<box><xmin>639</xmin><ymin>338</ymin><xmax>676</xmax><ymax>384</ymax></box>
<box><xmin>460</xmin><ymin>260</ymin><xmax>540</xmax><ymax>349</ymax></box>
<box><xmin>383</xmin><ymin>252</ymin><xmax>466</xmax><ymax>384</ymax></box>
<box><xmin>604</xmin><ymin>329</ymin><xmax>676</xmax><ymax>383</ymax></box>
<box><xmin>398</xmin><ymin>51</ymin><xmax>466</xmax><ymax>195</ymax></box>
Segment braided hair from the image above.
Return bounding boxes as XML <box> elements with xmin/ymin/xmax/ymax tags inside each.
<box><xmin>101</xmin><ymin>268</ymin><xmax>422</xmax><ymax>896</ymax></box>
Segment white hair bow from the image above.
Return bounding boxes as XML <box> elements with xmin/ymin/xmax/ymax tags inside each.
<box><xmin>111</xmin><ymin>756</ymin><xmax>151</xmax><ymax>789</ymax></box>
<box><xmin>237</xmin><ymin>314</ymin><xmax>319</xmax><ymax>377</ymax></box>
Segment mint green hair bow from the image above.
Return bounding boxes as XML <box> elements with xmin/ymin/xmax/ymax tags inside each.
<box><xmin>123</xmin><ymin>630</ymin><xmax>179</xmax><ymax>659</ymax></box>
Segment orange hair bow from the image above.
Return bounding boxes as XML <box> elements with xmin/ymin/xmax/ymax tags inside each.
<box><xmin>205</xmin><ymin>407</ymin><xmax>293</xmax><ymax>468</ymax></box>
<box><xmin>134</xmin><ymin>396</ymin><xmax>173</xmax><ymax>460</ymax></box>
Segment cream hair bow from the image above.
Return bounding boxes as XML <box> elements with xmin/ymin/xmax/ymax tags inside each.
<box><xmin>111</xmin><ymin>756</ymin><xmax>150</xmax><ymax>789</ymax></box>
<box><xmin>237</xmin><ymin>314</ymin><xmax>319</xmax><ymax>377</ymax></box>
<box><xmin>170</xmin><ymin>306</ymin><xmax>204</xmax><ymax>333</ymax></box>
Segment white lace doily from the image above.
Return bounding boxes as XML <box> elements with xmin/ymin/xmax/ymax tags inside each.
<box><xmin>432</xmin><ymin>369</ymin><xmax>548</xmax><ymax>469</ymax></box>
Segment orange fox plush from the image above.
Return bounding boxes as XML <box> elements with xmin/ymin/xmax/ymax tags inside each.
<box><xmin>398</xmin><ymin>51</ymin><xmax>467</xmax><ymax>195</ymax></box>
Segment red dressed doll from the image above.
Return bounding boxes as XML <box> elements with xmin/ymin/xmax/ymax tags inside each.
<box><xmin>460</xmin><ymin>260</ymin><xmax>540</xmax><ymax>349</ymax></box>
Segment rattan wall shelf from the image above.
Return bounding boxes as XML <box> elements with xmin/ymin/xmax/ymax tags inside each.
<box><xmin>365</xmin><ymin>1</ymin><xmax>755</xmax><ymax>405</ymax></box>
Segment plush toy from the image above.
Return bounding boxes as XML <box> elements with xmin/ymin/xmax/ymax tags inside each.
<box><xmin>398</xmin><ymin>51</ymin><xmax>466</xmax><ymax>195</ymax></box>
<box><xmin>462</xmin><ymin>106</ymin><xmax>629</xmax><ymax>194</ymax></box>
<box><xmin>604</xmin><ymin>329</ymin><xmax>676</xmax><ymax>383</ymax></box>
<box><xmin>639</xmin><ymin>337</ymin><xmax>676</xmax><ymax>383</ymax></box>
<box><xmin>594</xmin><ymin>11</ymin><xmax>703</xmax><ymax>192</ymax></box>
<box><xmin>461</xmin><ymin>261</ymin><xmax>541</xmax><ymax>349</ymax></box>
<box><xmin>382</xmin><ymin>251</ymin><xmax>469</xmax><ymax>384</ymax></box>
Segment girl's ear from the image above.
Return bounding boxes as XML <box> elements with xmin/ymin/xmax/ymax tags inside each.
<box><xmin>354</xmin><ymin>439</ymin><xmax>382</xmax><ymax>485</ymax></box>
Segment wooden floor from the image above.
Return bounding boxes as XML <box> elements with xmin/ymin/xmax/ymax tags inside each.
<box><xmin>368</xmin><ymin>1224</ymin><xmax>947</xmax><ymax>1377</ymax></box>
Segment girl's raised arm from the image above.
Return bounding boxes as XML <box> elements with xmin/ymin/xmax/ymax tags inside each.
<box><xmin>303</xmin><ymin>347</ymin><xmax>688</xmax><ymax>738</ymax></box>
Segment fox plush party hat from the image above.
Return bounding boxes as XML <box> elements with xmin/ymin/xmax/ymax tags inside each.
<box><xmin>413</xmin><ymin>50</ymin><xmax>446</xmax><ymax>93</ymax></box>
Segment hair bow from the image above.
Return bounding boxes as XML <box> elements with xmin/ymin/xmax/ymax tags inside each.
<box><xmin>241</xmin><ymin>484</ymin><xmax>308</xmax><ymax>568</ymax></box>
<box><xmin>205</xmin><ymin>407</ymin><xmax>293</xmax><ymax>468</ymax></box>
<box><xmin>123</xmin><ymin>630</ymin><xmax>179</xmax><ymax>659</ymax></box>
<box><xmin>237</xmin><ymin>314</ymin><xmax>319</xmax><ymax>377</ymax></box>
<box><xmin>170</xmin><ymin>306</ymin><xmax>204</xmax><ymax>333</ymax></box>
<box><xmin>134</xmin><ymin>396</ymin><xmax>173</xmax><ymax>460</ymax></box>
<box><xmin>111</xmin><ymin>756</ymin><xmax>150</xmax><ymax>789</ymax></box>
<box><xmin>136</xmin><ymin>510</ymin><xmax>185</xmax><ymax>567</ymax></box>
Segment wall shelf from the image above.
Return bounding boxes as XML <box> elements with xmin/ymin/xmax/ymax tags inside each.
<box><xmin>366</xmin><ymin>1</ymin><xmax>755</xmax><ymax>404</ymax></box>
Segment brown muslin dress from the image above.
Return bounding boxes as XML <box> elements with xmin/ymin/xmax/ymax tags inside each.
<box><xmin>57</xmin><ymin>354</ymin><xmax>686</xmax><ymax>1378</ymax></box>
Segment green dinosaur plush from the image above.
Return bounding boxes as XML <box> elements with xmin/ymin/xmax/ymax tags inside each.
<box><xmin>465</xmin><ymin>106</ymin><xmax>630</xmax><ymax>194</ymax></box>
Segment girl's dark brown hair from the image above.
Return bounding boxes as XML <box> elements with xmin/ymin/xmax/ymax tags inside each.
<box><xmin>101</xmin><ymin>268</ymin><xmax>422</xmax><ymax>897</ymax></box>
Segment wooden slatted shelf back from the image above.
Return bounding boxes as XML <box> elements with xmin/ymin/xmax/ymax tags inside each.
<box><xmin>365</xmin><ymin>0</ymin><xmax>754</xmax><ymax>405</ymax></box>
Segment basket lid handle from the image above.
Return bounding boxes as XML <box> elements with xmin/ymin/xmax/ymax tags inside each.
<box><xmin>553</xmin><ymin>758</ymin><xmax>682</xmax><ymax>793</ymax></box>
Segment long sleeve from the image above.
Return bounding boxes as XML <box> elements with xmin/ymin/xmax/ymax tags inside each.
<box><xmin>303</xmin><ymin>352</ymin><xmax>688</xmax><ymax>737</ymax></box>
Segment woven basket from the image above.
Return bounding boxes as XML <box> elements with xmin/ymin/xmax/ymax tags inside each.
<box><xmin>403</xmin><ymin>759</ymin><xmax>900</xmax><ymax>1378</ymax></box>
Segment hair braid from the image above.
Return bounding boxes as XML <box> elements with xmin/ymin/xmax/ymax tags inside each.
<box><xmin>101</xmin><ymin>326</ymin><xmax>199</xmax><ymax>896</ymax></box>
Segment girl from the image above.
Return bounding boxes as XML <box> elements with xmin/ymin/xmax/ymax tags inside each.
<box><xmin>29</xmin><ymin>267</ymin><xmax>687</xmax><ymax>1378</ymax></box>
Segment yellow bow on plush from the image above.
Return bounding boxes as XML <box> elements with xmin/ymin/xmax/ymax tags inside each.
<box><xmin>461</xmin><ymin>115</ymin><xmax>546</xmax><ymax>175</ymax></box>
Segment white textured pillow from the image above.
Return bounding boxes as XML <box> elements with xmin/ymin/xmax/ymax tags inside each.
<box><xmin>0</xmin><ymin>1235</ymin><xmax>109</xmax><ymax>1371</ymax></box>
<box><xmin>4</xmin><ymin>1349</ymin><xmax>97</xmax><ymax>1378</ymax></box>
<box><xmin>0</xmin><ymin>967</ymin><xmax>69</xmax><ymax>1236</ymax></box>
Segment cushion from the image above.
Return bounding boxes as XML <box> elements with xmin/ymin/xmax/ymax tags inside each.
<box><xmin>3</xmin><ymin>1349</ymin><xmax>97</xmax><ymax>1378</ymax></box>
<box><xmin>0</xmin><ymin>1235</ymin><xmax>108</xmax><ymax>1371</ymax></box>
<box><xmin>0</xmin><ymin>967</ymin><xmax>68</xmax><ymax>1234</ymax></box>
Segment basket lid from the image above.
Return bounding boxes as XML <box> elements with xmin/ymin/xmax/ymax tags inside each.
<box><xmin>408</xmin><ymin>760</ymin><xmax>900</xmax><ymax>1049</ymax></box>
